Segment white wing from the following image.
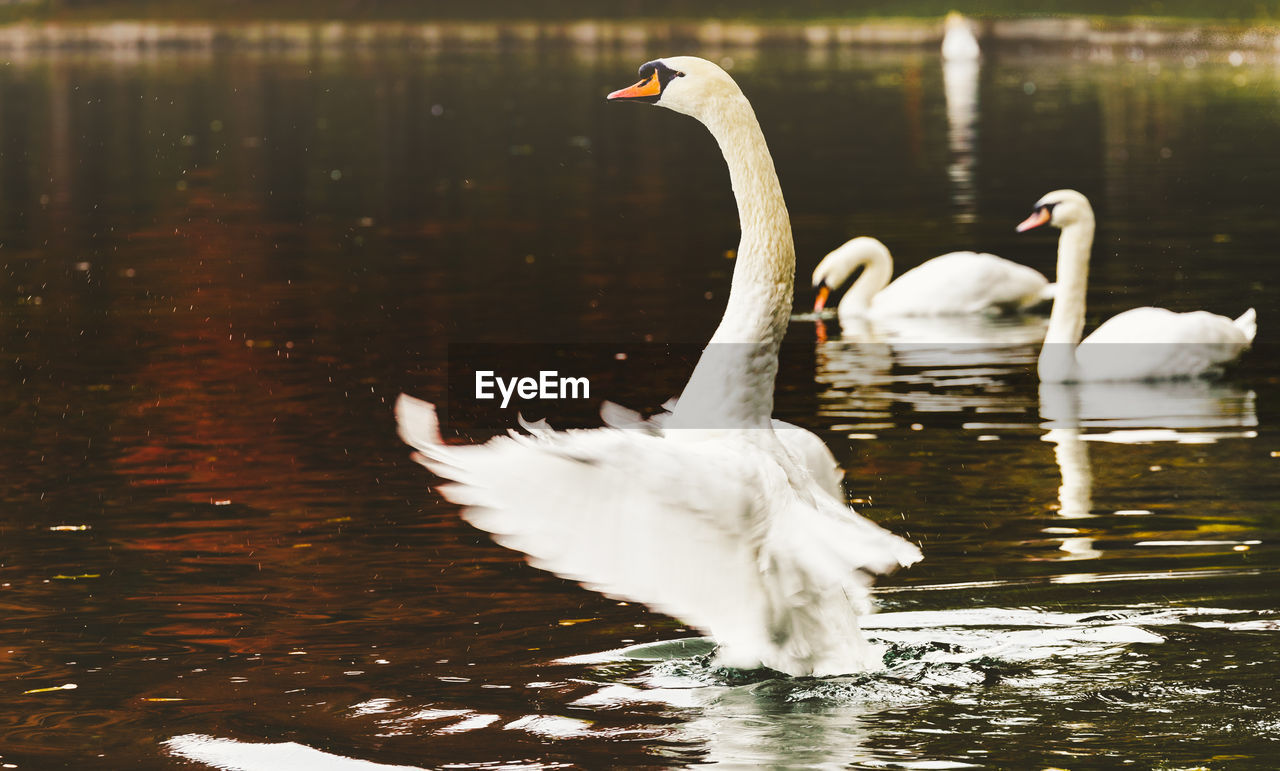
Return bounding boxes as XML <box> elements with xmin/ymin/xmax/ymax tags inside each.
<box><xmin>601</xmin><ymin>400</ymin><xmax>845</xmax><ymax>501</ymax></box>
<box><xmin>1078</xmin><ymin>307</ymin><xmax>1255</xmax><ymax>380</ymax></box>
<box><xmin>397</xmin><ymin>395</ymin><xmax>919</xmax><ymax>676</ymax></box>
<box><xmin>871</xmin><ymin>252</ymin><xmax>1049</xmax><ymax>316</ymax></box>
<box><xmin>770</xmin><ymin>420</ymin><xmax>844</xmax><ymax>501</ymax></box>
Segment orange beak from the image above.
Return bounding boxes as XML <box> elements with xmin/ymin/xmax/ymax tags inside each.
<box><xmin>1016</xmin><ymin>208</ymin><xmax>1052</xmax><ymax>232</ymax></box>
<box><xmin>813</xmin><ymin>285</ymin><xmax>831</xmax><ymax>313</ymax></box>
<box><xmin>607</xmin><ymin>72</ymin><xmax>662</xmax><ymax>101</ymax></box>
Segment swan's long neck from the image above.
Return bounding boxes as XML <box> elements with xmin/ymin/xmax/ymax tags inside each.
<box><xmin>1039</xmin><ymin>219</ymin><xmax>1094</xmax><ymax>382</ymax></box>
<box><xmin>669</xmin><ymin>95</ymin><xmax>794</xmax><ymax>429</ymax></box>
<box><xmin>839</xmin><ymin>248</ymin><xmax>893</xmax><ymax>316</ymax></box>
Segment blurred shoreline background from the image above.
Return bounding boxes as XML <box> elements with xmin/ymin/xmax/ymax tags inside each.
<box><xmin>1</xmin><ymin>1</ymin><xmax>1280</xmax><ymax>53</ymax></box>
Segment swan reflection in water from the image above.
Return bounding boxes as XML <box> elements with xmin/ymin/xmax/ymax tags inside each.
<box><xmin>942</xmin><ymin>12</ymin><xmax>981</xmax><ymax>223</ymax></box>
<box><xmin>813</xmin><ymin>313</ymin><xmax>1045</xmax><ymax>430</ymax></box>
<box><xmin>1039</xmin><ymin>379</ymin><xmax>1258</xmax><ymax>563</ymax></box>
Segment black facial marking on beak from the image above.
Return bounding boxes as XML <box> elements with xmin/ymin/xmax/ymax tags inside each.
<box><xmin>1016</xmin><ymin>201</ymin><xmax>1058</xmax><ymax>233</ymax></box>
<box><xmin>607</xmin><ymin>60</ymin><xmax>684</xmax><ymax>104</ymax></box>
<box><xmin>645</xmin><ymin>60</ymin><xmax>682</xmax><ymax>90</ymax></box>
<box><xmin>813</xmin><ymin>281</ymin><xmax>832</xmax><ymax>312</ymax></box>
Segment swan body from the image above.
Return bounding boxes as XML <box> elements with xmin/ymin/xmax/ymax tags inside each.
<box><xmin>811</xmin><ymin>236</ymin><xmax>1052</xmax><ymax>319</ymax></box>
<box><xmin>397</xmin><ymin>56</ymin><xmax>920</xmax><ymax>677</ymax></box>
<box><xmin>1017</xmin><ymin>189</ymin><xmax>1256</xmax><ymax>383</ymax></box>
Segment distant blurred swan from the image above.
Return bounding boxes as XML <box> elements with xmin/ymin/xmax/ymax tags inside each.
<box><xmin>941</xmin><ymin>11</ymin><xmax>981</xmax><ymax>61</ymax></box>
<box><xmin>1016</xmin><ymin>189</ymin><xmax>1256</xmax><ymax>382</ymax></box>
<box><xmin>811</xmin><ymin>236</ymin><xmax>1053</xmax><ymax>319</ymax></box>
<box><xmin>396</xmin><ymin>56</ymin><xmax>920</xmax><ymax>677</ymax></box>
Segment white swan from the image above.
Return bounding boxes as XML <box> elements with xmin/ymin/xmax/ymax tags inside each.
<box><xmin>811</xmin><ymin>236</ymin><xmax>1052</xmax><ymax>318</ymax></box>
<box><xmin>941</xmin><ymin>11</ymin><xmax>981</xmax><ymax>61</ymax></box>
<box><xmin>396</xmin><ymin>56</ymin><xmax>921</xmax><ymax>677</ymax></box>
<box><xmin>1016</xmin><ymin>189</ymin><xmax>1257</xmax><ymax>382</ymax></box>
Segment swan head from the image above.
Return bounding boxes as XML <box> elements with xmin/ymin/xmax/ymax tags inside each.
<box><xmin>810</xmin><ymin>237</ymin><xmax>892</xmax><ymax>313</ymax></box>
<box><xmin>1016</xmin><ymin>189</ymin><xmax>1094</xmax><ymax>232</ymax></box>
<box><xmin>607</xmin><ymin>56</ymin><xmax>743</xmax><ymax>120</ymax></box>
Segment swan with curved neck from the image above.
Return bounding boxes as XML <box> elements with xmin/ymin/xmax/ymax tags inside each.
<box><xmin>613</xmin><ymin>58</ymin><xmax>795</xmax><ymax>429</ymax></box>
<box><xmin>1017</xmin><ymin>189</ymin><xmax>1256</xmax><ymax>382</ymax></box>
<box><xmin>811</xmin><ymin>236</ymin><xmax>1052</xmax><ymax>319</ymax></box>
<box><xmin>396</xmin><ymin>56</ymin><xmax>920</xmax><ymax>677</ymax></box>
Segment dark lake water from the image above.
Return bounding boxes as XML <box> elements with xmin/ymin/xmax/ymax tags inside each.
<box><xmin>1</xmin><ymin>40</ymin><xmax>1278</xmax><ymax>769</ymax></box>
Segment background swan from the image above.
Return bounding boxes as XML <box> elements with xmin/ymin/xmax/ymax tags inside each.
<box><xmin>397</xmin><ymin>56</ymin><xmax>920</xmax><ymax>678</ymax></box>
<box><xmin>1016</xmin><ymin>189</ymin><xmax>1256</xmax><ymax>382</ymax></box>
<box><xmin>941</xmin><ymin>11</ymin><xmax>981</xmax><ymax>62</ymax></box>
<box><xmin>811</xmin><ymin>236</ymin><xmax>1053</xmax><ymax>318</ymax></box>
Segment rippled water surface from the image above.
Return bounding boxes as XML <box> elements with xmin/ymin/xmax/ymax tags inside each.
<box><xmin>1</xmin><ymin>41</ymin><xmax>1278</xmax><ymax>769</ymax></box>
